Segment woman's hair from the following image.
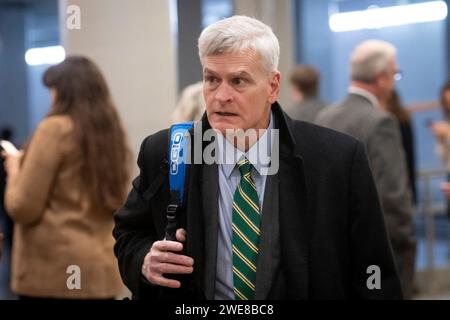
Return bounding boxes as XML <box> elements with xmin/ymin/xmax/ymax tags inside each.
<box><xmin>440</xmin><ymin>78</ymin><xmax>450</xmax><ymax>119</ymax></box>
<box><xmin>385</xmin><ymin>89</ymin><xmax>410</xmax><ymax>124</ymax></box>
<box><xmin>198</xmin><ymin>15</ymin><xmax>280</xmax><ymax>74</ymax></box>
<box><xmin>43</xmin><ymin>56</ymin><xmax>131</xmax><ymax>211</ymax></box>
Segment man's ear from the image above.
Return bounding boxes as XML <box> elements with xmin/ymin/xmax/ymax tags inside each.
<box><xmin>375</xmin><ymin>71</ymin><xmax>389</xmax><ymax>87</ymax></box>
<box><xmin>268</xmin><ymin>71</ymin><xmax>281</xmax><ymax>104</ymax></box>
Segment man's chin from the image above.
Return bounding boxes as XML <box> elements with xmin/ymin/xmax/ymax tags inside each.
<box><xmin>209</xmin><ymin>122</ymin><xmax>243</xmax><ymax>136</ymax></box>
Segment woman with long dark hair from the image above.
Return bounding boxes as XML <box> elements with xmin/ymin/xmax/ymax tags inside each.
<box><xmin>2</xmin><ymin>56</ymin><xmax>131</xmax><ymax>299</ymax></box>
<box><xmin>385</xmin><ymin>89</ymin><xmax>417</xmax><ymax>204</ymax></box>
<box><xmin>384</xmin><ymin>89</ymin><xmax>417</xmax><ymax>299</ymax></box>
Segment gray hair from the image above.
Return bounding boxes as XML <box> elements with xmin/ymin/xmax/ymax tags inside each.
<box><xmin>198</xmin><ymin>15</ymin><xmax>280</xmax><ymax>73</ymax></box>
<box><xmin>350</xmin><ymin>39</ymin><xmax>397</xmax><ymax>83</ymax></box>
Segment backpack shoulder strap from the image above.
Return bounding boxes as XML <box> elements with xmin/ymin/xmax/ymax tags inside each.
<box><xmin>166</xmin><ymin>121</ymin><xmax>194</xmax><ymax>240</ymax></box>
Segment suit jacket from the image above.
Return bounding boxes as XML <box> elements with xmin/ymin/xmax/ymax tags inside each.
<box><xmin>5</xmin><ymin>116</ymin><xmax>123</xmax><ymax>298</ymax></box>
<box><xmin>315</xmin><ymin>94</ymin><xmax>415</xmax><ymax>257</ymax></box>
<box><xmin>398</xmin><ymin>120</ymin><xmax>417</xmax><ymax>204</ymax></box>
<box><xmin>285</xmin><ymin>98</ymin><xmax>327</xmax><ymax>123</ymax></box>
<box><xmin>113</xmin><ymin>102</ymin><xmax>402</xmax><ymax>300</ymax></box>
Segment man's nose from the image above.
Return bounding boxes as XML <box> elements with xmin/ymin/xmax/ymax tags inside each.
<box><xmin>215</xmin><ymin>83</ymin><xmax>233</xmax><ymax>103</ymax></box>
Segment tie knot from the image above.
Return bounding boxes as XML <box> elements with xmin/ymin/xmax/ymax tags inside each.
<box><xmin>237</xmin><ymin>158</ymin><xmax>252</xmax><ymax>176</ymax></box>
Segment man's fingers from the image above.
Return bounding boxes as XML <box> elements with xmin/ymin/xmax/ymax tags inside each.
<box><xmin>153</xmin><ymin>240</ymin><xmax>183</xmax><ymax>252</ymax></box>
<box><xmin>157</xmin><ymin>251</ymin><xmax>194</xmax><ymax>266</ymax></box>
<box><xmin>176</xmin><ymin>228</ymin><xmax>187</xmax><ymax>242</ymax></box>
<box><xmin>151</xmin><ymin>275</ymin><xmax>181</xmax><ymax>289</ymax></box>
<box><xmin>157</xmin><ymin>262</ymin><xmax>194</xmax><ymax>275</ymax></box>
<box><xmin>150</xmin><ymin>240</ymin><xmax>194</xmax><ymax>266</ymax></box>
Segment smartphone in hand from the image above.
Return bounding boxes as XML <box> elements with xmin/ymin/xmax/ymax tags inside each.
<box><xmin>0</xmin><ymin>140</ymin><xmax>19</xmax><ymax>155</ymax></box>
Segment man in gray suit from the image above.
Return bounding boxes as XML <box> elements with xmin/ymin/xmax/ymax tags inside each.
<box><xmin>285</xmin><ymin>65</ymin><xmax>327</xmax><ymax>123</ymax></box>
<box><xmin>315</xmin><ymin>39</ymin><xmax>416</xmax><ymax>299</ymax></box>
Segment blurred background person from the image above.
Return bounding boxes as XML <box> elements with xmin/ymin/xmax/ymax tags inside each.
<box><xmin>316</xmin><ymin>39</ymin><xmax>416</xmax><ymax>299</ymax></box>
<box><xmin>0</xmin><ymin>143</ymin><xmax>6</xmax><ymax>264</ymax></box>
<box><xmin>171</xmin><ymin>81</ymin><xmax>206</xmax><ymax>124</ymax></box>
<box><xmin>384</xmin><ymin>89</ymin><xmax>418</xmax><ymax>297</ymax></box>
<box><xmin>1</xmin><ymin>130</ymin><xmax>16</xmax><ymax>238</ymax></box>
<box><xmin>285</xmin><ymin>64</ymin><xmax>327</xmax><ymax>123</ymax></box>
<box><xmin>385</xmin><ymin>90</ymin><xmax>417</xmax><ymax>204</ymax></box>
<box><xmin>431</xmin><ymin>78</ymin><xmax>450</xmax><ymax>217</ymax></box>
<box><xmin>0</xmin><ymin>127</ymin><xmax>16</xmax><ymax>299</ymax></box>
<box><xmin>0</xmin><ymin>148</ymin><xmax>4</xmax><ymax>262</ymax></box>
<box><xmin>1</xmin><ymin>56</ymin><xmax>131</xmax><ymax>300</ymax></box>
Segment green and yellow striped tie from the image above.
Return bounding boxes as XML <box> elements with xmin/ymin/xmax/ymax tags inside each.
<box><xmin>232</xmin><ymin>158</ymin><xmax>261</xmax><ymax>300</ymax></box>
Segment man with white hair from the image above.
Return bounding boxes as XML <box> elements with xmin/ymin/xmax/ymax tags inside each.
<box><xmin>316</xmin><ymin>39</ymin><xmax>416</xmax><ymax>298</ymax></box>
<box><xmin>114</xmin><ymin>18</ymin><xmax>402</xmax><ymax>300</ymax></box>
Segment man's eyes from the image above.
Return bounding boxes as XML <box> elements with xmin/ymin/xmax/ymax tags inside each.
<box><xmin>205</xmin><ymin>76</ymin><xmax>220</xmax><ymax>84</ymax></box>
<box><xmin>231</xmin><ymin>78</ymin><xmax>247</xmax><ymax>86</ymax></box>
<box><xmin>204</xmin><ymin>76</ymin><xmax>248</xmax><ymax>86</ymax></box>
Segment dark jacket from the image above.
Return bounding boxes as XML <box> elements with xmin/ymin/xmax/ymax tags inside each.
<box><xmin>113</xmin><ymin>102</ymin><xmax>402</xmax><ymax>300</ymax></box>
<box><xmin>1</xmin><ymin>151</ymin><xmax>6</xmax><ymax>208</ymax></box>
<box><xmin>398</xmin><ymin>120</ymin><xmax>417</xmax><ymax>204</ymax></box>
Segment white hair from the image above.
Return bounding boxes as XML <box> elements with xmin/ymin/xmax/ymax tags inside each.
<box><xmin>350</xmin><ymin>39</ymin><xmax>397</xmax><ymax>83</ymax></box>
<box><xmin>198</xmin><ymin>15</ymin><xmax>280</xmax><ymax>73</ymax></box>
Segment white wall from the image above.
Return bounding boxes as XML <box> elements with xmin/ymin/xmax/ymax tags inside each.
<box><xmin>59</xmin><ymin>0</ymin><xmax>177</xmax><ymax>168</ymax></box>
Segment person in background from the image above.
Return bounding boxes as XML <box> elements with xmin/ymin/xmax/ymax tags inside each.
<box><xmin>0</xmin><ymin>127</ymin><xmax>16</xmax><ymax>299</ymax></box>
<box><xmin>385</xmin><ymin>90</ymin><xmax>417</xmax><ymax>204</ymax></box>
<box><xmin>285</xmin><ymin>65</ymin><xmax>327</xmax><ymax>123</ymax></box>
<box><xmin>171</xmin><ymin>81</ymin><xmax>206</xmax><ymax>124</ymax></box>
<box><xmin>316</xmin><ymin>39</ymin><xmax>416</xmax><ymax>299</ymax></box>
<box><xmin>0</xmin><ymin>129</ymin><xmax>15</xmax><ymax>240</ymax></box>
<box><xmin>2</xmin><ymin>56</ymin><xmax>131</xmax><ymax>300</ymax></box>
<box><xmin>431</xmin><ymin>78</ymin><xmax>450</xmax><ymax>217</ymax></box>
<box><xmin>0</xmin><ymin>145</ymin><xmax>6</xmax><ymax>263</ymax></box>
<box><xmin>0</xmin><ymin>149</ymin><xmax>4</xmax><ymax>261</ymax></box>
<box><xmin>383</xmin><ymin>89</ymin><xmax>418</xmax><ymax>297</ymax></box>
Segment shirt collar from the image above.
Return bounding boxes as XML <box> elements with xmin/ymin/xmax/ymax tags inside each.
<box><xmin>348</xmin><ymin>86</ymin><xmax>381</xmax><ymax>109</ymax></box>
<box><xmin>218</xmin><ymin>112</ymin><xmax>274</xmax><ymax>178</ymax></box>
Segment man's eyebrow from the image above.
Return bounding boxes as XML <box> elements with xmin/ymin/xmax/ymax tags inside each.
<box><xmin>229</xmin><ymin>71</ymin><xmax>252</xmax><ymax>78</ymax></box>
<box><xmin>203</xmin><ymin>68</ymin><xmax>219</xmax><ymax>76</ymax></box>
<box><xmin>203</xmin><ymin>69</ymin><xmax>252</xmax><ymax>78</ymax></box>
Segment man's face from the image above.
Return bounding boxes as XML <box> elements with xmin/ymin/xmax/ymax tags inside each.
<box><xmin>377</xmin><ymin>59</ymin><xmax>398</xmax><ymax>100</ymax></box>
<box><xmin>444</xmin><ymin>90</ymin><xmax>450</xmax><ymax>109</ymax></box>
<box><xmin>202</xmin><ymin>51</ymin><xmax>280</xmax><ymax>135</ymax></box>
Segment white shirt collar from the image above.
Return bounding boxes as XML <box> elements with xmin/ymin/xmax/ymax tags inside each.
<box><xmin>217</xmin><ymin>112</ymin><xmax>274</xmax><ymax>178</ymax></box>
<box><xmin>348</xmin><ymin>86</ymin><xmax>381</xmax><ymax>109</ymax></box>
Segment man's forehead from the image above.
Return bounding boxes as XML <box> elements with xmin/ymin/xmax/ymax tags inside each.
<box><xmin>202</xmin><ymin>53</ymin><xmax>263</xmax><ymax>75</ymax></box>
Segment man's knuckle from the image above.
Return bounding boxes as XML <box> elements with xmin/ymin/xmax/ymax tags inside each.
<box><xmin>160</xmin><ymin>263</ymin><xmax>169</xmax><ymax>273</ymax></box>
<box><xmin>149</xmin><ymin>251</ymin><xmax>158</xmax><ymax>262</ymax></box>
<box><xmin>165</xmin><ymin>252</ymin><xmax>174</xmax><ymax>261</ymax></box>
